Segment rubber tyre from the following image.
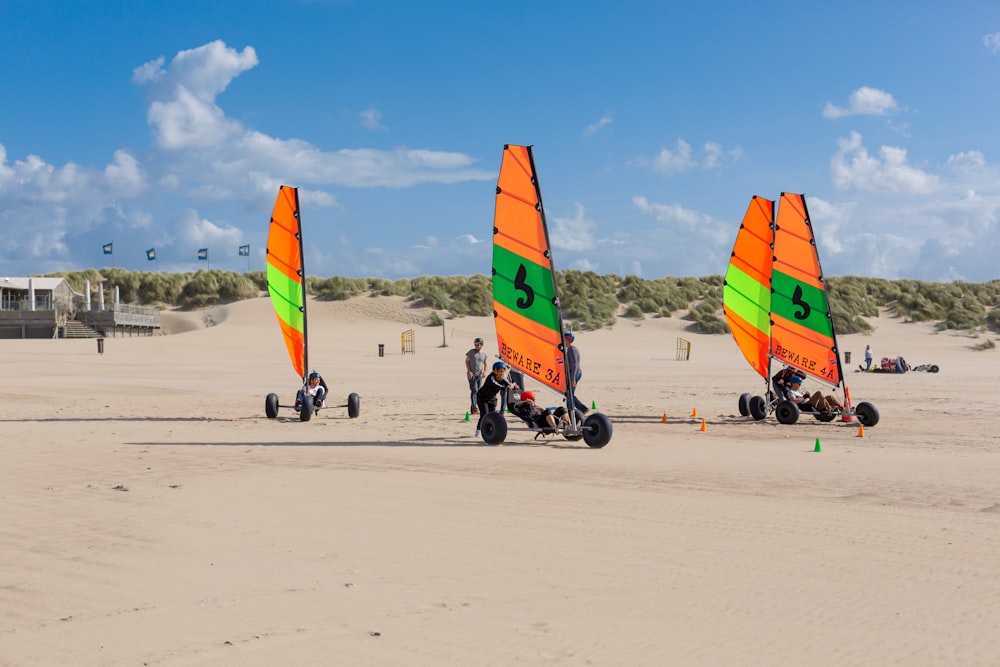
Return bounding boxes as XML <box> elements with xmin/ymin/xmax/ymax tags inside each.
<box><xmin>775</xmin><ymin>400</ymin><xmax>800</xmax><ymax>425</ymax></box>
<box><xmin>855</xmin><ymin>401</ymin><xmax>880</xmax><ymax>427</ymax></box>
<box><xmin>563</xmin><ymin>408</ymin><xmax>586</xmax><ymax>441</ymax></box>
<box><xmin>347</xmin><ymin>392</ymin><xmax>361</xmax><ymax>419</ymax></box>
<box><xmin>481</xmin><ymin>411</ymin><xmax>507</xmax><ymax>445</ymax></box>
<box><xmin>738</xmin><ymin>392</ymin><xmax>751</xmax><ymax>417</ymax></box>
<box><xmin>748</xmin><ymin>395</ymin><xmax>767</xmax><ymax>421</ymax></box>
<box><xmin>929</xmin><ymin>365</ymin><xmax>939</xmax><ymax>373</ymax></box>
<box><xmin>582</xmin><ymin>412</ymin><xmax>613</xmax><ymax>449</ymax></box>
<box><xmin>300</xmin><ymin>395</ymin><xmax>313</xmax><ymax>422</ymax></box>
<box><xmin>814</xmin><ymin>413</ymin><xmax>837</xmax><ymax>422</ymax></box>
<box><xmin>265</xmin><ymin>393</ymin><xmax>279</xmax><ymax>419</ymax></box>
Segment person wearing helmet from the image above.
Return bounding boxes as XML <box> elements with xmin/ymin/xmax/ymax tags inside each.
<box><xmin>295</xmin><ymin>371</ymin><xmax>327</xmax><ymax>410</ymax></box>
<box><xmin>473</xmin><ymin>361</ymin><xmax>517</xmax><ymax>437</ymax></box>
<box><xmin>511</xmin><ymin>390</ymin><xmax>570</xmax><ymax>434</ymax></box>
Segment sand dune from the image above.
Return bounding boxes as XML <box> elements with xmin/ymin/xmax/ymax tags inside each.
<box><xmin>2</xmin><ymin>296</ymin><xmax>999</xmax><ymax>666</ymax></box>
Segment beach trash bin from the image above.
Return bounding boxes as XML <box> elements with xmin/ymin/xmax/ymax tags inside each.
<box><xmin>844</xmin><ymin>351</ymin><xmax>851</xmax><ymax>364</ymax></box>
<box><xmin>97</xmin><ymin>338</ymin><xmax>105</xmax><ymax>355</ymax></box>
<box><xmin>378</xmin><ymin>343</ymin><xmax>384</xmax><ymax>357</ymax></box>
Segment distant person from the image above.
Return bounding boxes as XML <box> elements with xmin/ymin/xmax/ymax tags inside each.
<box><xmin>475</xmin><ymin>362</ymin><xmax>518</xmax><ymax>437</ymax></box>
<box><xmin>865</xmin><ymin>345</ymin><xmax>873</xmax><ymax>370</ymax></box>
<box><xmin>563</xmin><ymin>332</ymin><xmax>588</xmax><ymax>414</ymax></box>
<box><xmin>465</xmin><ymin>337</ymin><xmax>487</xmax><ymax>414</ymax></box>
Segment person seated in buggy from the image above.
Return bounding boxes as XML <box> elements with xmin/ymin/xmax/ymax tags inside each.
<box><xmin>785</xmin><ymin>376</ymin><xmax>843</xmax><ymax>413</ymax></box>
<box><xmin>510</xmin><ymin>390</ymin><xmax>571</xmax><ymax>434</ymax></box>
<box><xmin>295</xmin><ymin>371</ymin><xmax>327</xmax><ymax>409</ymax></box>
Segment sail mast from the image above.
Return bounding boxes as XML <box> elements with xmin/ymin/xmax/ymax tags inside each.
<box><xmin>293</xmin><ymin>187</ymin><xmax>308</xmax><ymax>383</ymax></box>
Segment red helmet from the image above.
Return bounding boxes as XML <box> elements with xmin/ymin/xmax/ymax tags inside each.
<box><xmin>520</xmin><ymin>390</ymin><xmax>535</xmax><ymax>401</ymax></box>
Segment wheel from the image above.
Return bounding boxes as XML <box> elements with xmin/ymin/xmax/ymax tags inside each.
<box><xmin>265</xmin><ymin>393</ymin><xmax>279</xmax><ymax>419</ymax></box>
<box><xmin>300</xmin><ymin>395</ymin><xmax>313</xmax><ymax>422</ymax></box>
<box><xmin>582</xmin><ymin>412</ymin><xmax>613</xmax><ymax>448</ymax></box>
<box><xmin>775</xmin><ymin>400</ymin><xmax>800</xmax><ymax>425</ymax></box>
<box><xmin>748</xmin><ymin>395</ymin><xmax>767</xmax><ymax>421</ymax></box>
<box><xmin>814</xmin><ymin>413</ymin><xmax>837</xmax><ymax>422</ymax></box>
<box><xmin>347</xmin><ymin>392</ymin><xmax>361</xmax><ymax>418</ymax></box>
<box><xmin>738</xmin><ymin>392</ymin><xmax>751</xmax><ymax>417</ymax></box>
<box><xmin>855</xmin><ymin>401</ymin><xmax>880</xmax><ymax>427</ymax></box>
<box><xmin>481</xmin><ymin>411</ymin><xmax>507</xmax><ymax>445</ymax></box>
<box><xmin>929</xmin><ymin>365</ymin><xmax>939</xmax><ymax>373</ymax></box>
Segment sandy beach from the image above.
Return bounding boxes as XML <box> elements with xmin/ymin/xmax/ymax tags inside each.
<box><xmin>2</xmin><ymin>295</ymin><xmax>999</xmax><ymax>666</ymax></box>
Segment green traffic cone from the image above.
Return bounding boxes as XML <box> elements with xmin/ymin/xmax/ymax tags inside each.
<box><xmin>591</xmin><ymin>400</ymin><xmax>597</xmax><ymax>410</ymax></box>
<box><xmin>814</xmin><ymin>438</ymin><xmax>822</xmax><ymax>453</ymax></box>
<box><xmin>465</xmin><ymin>411</ymin><xmax>470</xmax><ymax>422</ymax></box>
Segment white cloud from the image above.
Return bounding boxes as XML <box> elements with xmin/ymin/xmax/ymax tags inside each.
<box><xmin>822</xmin><ymin>86</ymin><xmax>899</xmax><ymax>119</ymax></box>
<box><xmin>830</xmin><ymin>131</ymin><xmax>938</xmax><ymax>194</ymax></box>
<box><xmin>549</xmin><ymin>203</ymin><xmax>597</xmax><ymax>252</ymax></box>
<box><xmin>360</xmin><ymin>107</ymin><xmax>388</xmax><ymax>132</ymax></box>
<box><xmin>649</xmin><ymin>138</ymin><xmax>741</xmax><ymax>174</ymax></box>
<box><xmin>583</xmin><ymin>112</ymin><xmax>613</xmax><ymax>137</ymax></box>
<box><xmin>984</xmin><ymin>32</ymin><xmax>1000</xmax><ymax>53</ymax></box>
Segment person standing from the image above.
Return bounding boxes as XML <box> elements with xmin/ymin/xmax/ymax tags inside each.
<box><xmin>864</xmin><ymin>344</ymin><xmax>873</xmax><ymax>370</ymax></box>
<box><xmin>475</xmin><ymin>362</ymin><xmax>517</xmax><ymax>438</ymax></box>
<box><xmin>465</xmin><ymin>337</ymin><xmax>487</xmax><ymax>414</ymax></box>
<box><xmin>563</xmin><ymin>332</ymin><xmax>588</xmax><ymax>414</ymax></box>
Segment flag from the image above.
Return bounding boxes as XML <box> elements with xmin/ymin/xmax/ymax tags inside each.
<box><xmin>103</xmin><ymin>243</ymin><xmax>113</xmax><ymax>255</ymax></box>
<box><xmin>197</xmin><ymin>248</ymin><xmax>208</xmax><ymax>261</ymax></box>
<box><xmin>146</xmin><ymin>248</ymin><xmax>156</xmax><ymax>261</ymax></box>
<box><xmin>238</xmin><ymin>244</ymin><xmax>250</xmax><ymax>257</ymax></box>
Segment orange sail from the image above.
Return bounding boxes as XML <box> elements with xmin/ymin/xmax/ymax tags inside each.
<box><xmin>723</xmin><ymin>196</ymin><xmax>775</xmax><ymax>379</ymax></box>
<box><xmin>492</xmin><ymin>145</ymin><xmax>567</xmax><ymax>394</ymax></box>
<box><xmin>770</xmin><ymin>192</ymin><xmax>841</xmax><ymax>387</ymax></box>
<box><xmin>266</xmin><ymin>185</ymin><xmax>308</xmax><ymax>381</ymax></box>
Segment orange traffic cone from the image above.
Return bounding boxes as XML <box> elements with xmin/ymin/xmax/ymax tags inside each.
<box><xmin>691</xmin><ymin>407</ymin><xmax>698</xmax><ymax>418</ymax></box>
<box><xmin>700</xmin><ymin>419</ymin><xmax>706</xmax><ymax>432</ymax></box>
<box><xmin>857</xmin><ymin>423</ymin><xmax>865</xmax><ymax>437</ymax></box>
<box><xmin>661</xmin><ymin>413</ymin><xmax>667</xmax><ymax>423</ymax></box>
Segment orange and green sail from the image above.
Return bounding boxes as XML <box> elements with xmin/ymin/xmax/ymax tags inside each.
<box><xmin>266</xmin><ymin>185</ymin><xmax>308</xmax><ymax>381</ymax></box>
<box><xmin>492</xmin><ymin>144</ymin><xmax>567</xmax><ymax>393</ymax></box>
<box><xmin>723</xmin><ymin>196</ymin><xmax>775</xmax><ymax>379</ymax></box>
<box><xmin>770</xmin><ymin>192</ymin><xmax>842</xmax><ymax>387</ymax></box>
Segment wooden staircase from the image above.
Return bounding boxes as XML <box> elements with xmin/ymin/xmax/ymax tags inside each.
<box><xmin>62</xmin><ymin>320</ymin><xmax>101</xmax><ymax>338</ymax></box>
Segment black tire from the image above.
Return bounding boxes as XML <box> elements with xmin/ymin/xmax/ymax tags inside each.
<box><xmin>300</xmin><ymin>395</ymin><xmax>313</xmax><ymax>422</ymax></box>
<box><xmin>738</xmin><ymin>392</ymin><xmax>751</xmax><ymax>417</ymax></box>
<box><xmin>814</xmin><ymin>413</ymin><xmax>837</xmax><ymax>422</ymax></box>
<box><xmin>265</xmin><ymin>393</ymin><xmax>279</xmax><ymax>419</ymax></box>
<box><xmin>347</xmin><ymin>392</ymin><xmax>361</xmax><ymax>418</ymax></box>
<box><xmin>775</xmin><ymin>400</ymin><xmax>800</xmax><ymax>425</ymax></box>
<box><xmin>855</xmin><ymin>401</ymin><xmax>880</xmax><ymax>427</ymax></box>
<box><xmin>929</xmin><ymin>365</ymin><xmax>939</xmax><ymax>373</ymax></box>
<box><xmin>481</xmin><ymin>411</ymin><xmax>507</xmax><ymax>445</ymax></box>
<box><xmin>582</xmin><ymin>412</ymin><xmax>613</xmax><ymax>448</ymax></box>
<box><xmin>748</xmin><ymin>395</ymin><xmax>767</xmax><ymax>421</ymax></box>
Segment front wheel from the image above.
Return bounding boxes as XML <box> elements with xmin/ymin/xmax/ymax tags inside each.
<box><xmin>481</xmin><ymin>411</ymin><xmax>507</xmax><ymax>445</ymax></box>
<box><xmin>347</xmin><ymin>392</ymin><xmax>361</xmax><ymax>418</ymax></box>
<box><xmin>855</xmin><ymin>401</ymin><xmax>880</xmax><ymax>427</ymax></box>
<box><xmin>300</xmin><ymin>395</ymin><xmax>313</xmax><ymax>422</ymax></box>
<box><xmin>265</xmin><ymin>393</ymin><xmax>279</xmax><ymax>419</ymax></box>
<box><xmin>775</xmin><ymin>400</ymin><xmax>800</xmax><ymax>425</ymax></box>
<box><xmin>582</xmin><ymin>412</ymin><xmax>613</xmax><ymax>449</ymax></box>
<box><xmin>738</xmin><ymin>392</ymin><xmax>751</xmax><ymax>417</ymax></box>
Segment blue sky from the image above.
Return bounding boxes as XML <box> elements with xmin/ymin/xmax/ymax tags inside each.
<box><xmin>2</xmin><ymin>0</ymin><xmax>999</xmax><ymax>281</ymax></box>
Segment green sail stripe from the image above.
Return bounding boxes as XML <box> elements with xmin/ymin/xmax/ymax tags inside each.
<box><xmin>724</xmin><ymin>265</ymin><xmax>771</xmax><ymax>334</ymax></box>
<box><xmin>770</xmin><ymin>270</ymin><xmax>833</xmax><ymax>338</ymax></box>
<box><xmin>492</xmin><ymin>244</ymin><xmax>560</xmax><ymax>332</ymax></box>
<box><xmin>266</xmin><ymin>263</ymin><xmax>304</xmax><ymax>332</ymax></box>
